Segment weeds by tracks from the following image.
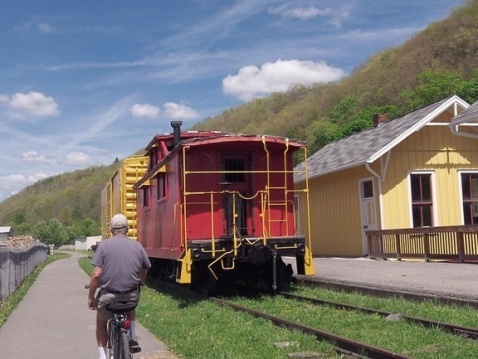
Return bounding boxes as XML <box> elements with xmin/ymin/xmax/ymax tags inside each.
<box><xmin>79</xmin><ymin>257</ymin><xmax>478</xmax><ymax>358</ymax></box>
<box><xmin>228</xmin><ymin>284</ymin><xmax>478</xmax><ymax>358</ymax></box>
<box><xmin>79</xmin><ymin>257</ymin><xmax>341</xmax><ymax>359</ymax></box>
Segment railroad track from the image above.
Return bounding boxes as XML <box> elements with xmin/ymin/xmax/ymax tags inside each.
<box><xmin>212</xmin><ymin>296</ymin><xmax>412</xmax><ymax>359</ymax></box>
<box><xmin>154</xmin><ymin>281</ymin><xmax>412</xmax><ymax>358</ymax></box>
<box><xmin>294</xmin><ymin>276</ymin><xmax>478</xmax><ymax>309</ymax></box>
<box><xmin>278</xmin><ymin>291</ymin><xmax>478</xmax><ymax>340</ymax></box>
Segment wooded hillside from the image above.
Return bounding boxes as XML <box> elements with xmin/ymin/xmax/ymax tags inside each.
<box><xmin>1</xmin><ymin>0</ymin><xmax>477</xmax><ymax>239</ymax></box>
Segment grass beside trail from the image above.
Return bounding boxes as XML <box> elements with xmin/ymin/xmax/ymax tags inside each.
<box><xmin>78</xmin><ymin>257</ymin><xmax>478</xmax><ymax>359</ymax></box>
<box><xmin>78</xmin><ymin>257</ymin><xmax>339</xmax><ymax>358</ymax></box>
<box><xmin>0</xmin><ymin>252</ymin><xmax>69</xmax><ymax>328</ymax></box>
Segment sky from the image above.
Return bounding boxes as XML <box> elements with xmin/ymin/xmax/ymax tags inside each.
<box><xmin>0</xmin><ymin>0</ymin><xmax>466</xmax><ymax>201</ymax></box>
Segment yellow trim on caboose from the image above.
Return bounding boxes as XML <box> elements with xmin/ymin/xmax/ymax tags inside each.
<box><xmin>176</xmin><ymin>249</ymin><xmax>192</xmax><ymax>284</ymax></box>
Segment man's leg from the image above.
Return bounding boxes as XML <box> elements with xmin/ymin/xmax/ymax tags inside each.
<box><xmin>96</xmin><ymin>315</ymin><xmax>108</xmax><ymax>346</ymax></box>
<box><xmin>128</xmin><ymin>310</ymin><xmax>141</xmax><ymax>352</ymax></box>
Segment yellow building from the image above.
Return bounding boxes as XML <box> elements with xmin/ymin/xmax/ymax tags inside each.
<box><xmin>294</xmin><ymin>95</ymin><xmax>478</xmax><ymax>257</ymax></box>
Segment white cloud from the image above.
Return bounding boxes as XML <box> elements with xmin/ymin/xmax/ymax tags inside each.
<box><xmin>21</xmin><ymin>151</ymin><xmax>57</xmax><ymax>165</ymax></box>
<box><xmin>222</xmin><ymin>59</ymin><xmax>346</xmax><ymax>101</ymax></box>
<box><xmin>130</xmin><ymin>103</ymin><xmax>160</xmax><ymax>118</ymax></box>
<box><xmin>164</xmin><ymin>102</ymin><xmax>198</xmax><ymax>120</ymax></box>
<box><xmin>38</xmin><ymin>23</ymin><xmax>52</xmax><ymax>33</ymax></box>
<box><xmin>7</xmin><ymin>91</ymin><xmax>59</xmax><ymax>117</ymax></box>
<box><xmin>268</xmin><ymin>4</ymin><xmax>330</xmax><ymax>20</ymax></box>
<box><xmin>0</xmin><ymin>173</ymin><xmax>49</xmax><ymax>196</ymax></box>
<box><xmin>65</xmin><ymin>152</ymin><xmax>95</xmax><ymax>166</ymax></box>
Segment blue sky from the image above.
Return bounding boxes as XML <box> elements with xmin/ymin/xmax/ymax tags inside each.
<box><xmin>0</xmin><ymin>0</ymin><xmax>465</xmax><ymax>201</ymax></box>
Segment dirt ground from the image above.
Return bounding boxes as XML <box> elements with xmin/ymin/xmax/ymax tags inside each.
<box><xmin>139</xmin><ymin>352</ymin><xmax>181</xmax><ymax>359</ymax></box>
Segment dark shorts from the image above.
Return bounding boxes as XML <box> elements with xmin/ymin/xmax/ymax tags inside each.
<box><xmin>95</xmin><ymin>288</ymin><xmax>140</xmax><ymax>319</ymax></box>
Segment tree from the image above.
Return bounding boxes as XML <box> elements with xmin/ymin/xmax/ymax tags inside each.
<box><xmin>328</xmin><ymin>96</ymin><xmax>357</xmax><ymax>124</ymax></box>
<box><xmin>31</xmin><ymin>218</ymin><xmax>69</xmax><ymax>247</ymax></box>
<box><xmin>457</xmin><ymin>69</ymin><xmax>478</xmax><ymax>104</ymax></box>
<box><xmin>400</xmin><ymin>70</ymin><xmax>463</xmax><ymax>111</ymax></box>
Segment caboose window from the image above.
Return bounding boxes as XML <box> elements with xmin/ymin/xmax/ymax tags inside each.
<box><xmin>156</xmin><ymin>173</ymin><xmax>166</xmax><ymax>200</ymax></box>
<box><xmin>142</xmin><ymin>187</ymin><xmax>149</xmax><ymax>207</ymax></box>
<box><xmin>225</xmin><ymin>159</ymin><xmax>245</xmax><ymax>183</ymax></box>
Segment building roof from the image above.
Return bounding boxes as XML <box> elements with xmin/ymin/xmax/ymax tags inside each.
<box><xmin>450</xmin><ymin>100</ymin><xmax>478</xmax><ymax>125</ymax></box>
<box><xmin>294</xmin><ymin>95</ymin><xmax>469</xmax><ymax>183</ymax></box>
<box><xmin>0</xmin><ymin>226</ymin><xmax>11</xmax><ymax>234</ymax></box>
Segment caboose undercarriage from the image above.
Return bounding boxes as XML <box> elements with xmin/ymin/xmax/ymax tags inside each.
<box><xmin>148</xmin><ymin>236</ymin><xmax>314</xmax><ymax>293</ymax></box>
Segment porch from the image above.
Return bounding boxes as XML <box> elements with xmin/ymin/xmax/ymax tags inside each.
<box><xmin>366</xmin><ymin>225</ymin><xmax>478</xmax><ymax>262</ymax></box>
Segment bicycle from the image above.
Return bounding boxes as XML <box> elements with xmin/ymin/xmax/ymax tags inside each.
<box><xmin>86</xmin><ymin>285</ymin><xmax>139</xmax><ymax>359</ymax></box>
<box><xmin>105</xmin><ymin>300</ymin><xmax>138</xmax><ymax>359</ymax></box>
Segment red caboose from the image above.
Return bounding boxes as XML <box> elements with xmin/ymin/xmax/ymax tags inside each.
<box><xmin>134</xmin><ymin>122</ymin><xmax>314</xmax><ymax>291</ymax></box>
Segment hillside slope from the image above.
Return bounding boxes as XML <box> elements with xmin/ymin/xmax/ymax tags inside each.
<box><xmin>192</xmin><ymin>0</ymin><xmax>478</xmax><ymax>152</ymax></box>
<box><xmin>1</xmin><ymin>0</ymin><xmax>477</xmax><ymax>235</ymax></box>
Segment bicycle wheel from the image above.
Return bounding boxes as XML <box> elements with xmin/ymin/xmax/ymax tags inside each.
<box><xmin>107</xmin><ymin>320</ymin><xmax>115</xmax><ymax>359</ymax></box>
<box><xmin>119</xmin><ymin>330</ymin><xmax>132</xmax><ymax>359</ymax></box>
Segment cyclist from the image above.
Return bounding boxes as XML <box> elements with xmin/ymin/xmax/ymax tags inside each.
<box><xmin>87</xmin><ymin>213</ymin><xmax>151</xmax><ymax>359</ymax></box>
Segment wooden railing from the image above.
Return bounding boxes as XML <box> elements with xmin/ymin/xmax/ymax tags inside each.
<box><xmin>366</xmin><ymin>225</ymin><xmax>478</xmax><ymax>262</ymax></box>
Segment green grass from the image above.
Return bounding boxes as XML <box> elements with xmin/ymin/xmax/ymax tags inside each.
<box><xmin>291</xmin><ymin>284</ymin><xmax>478</xmax><ymax>328</ymax></box>
<box><xmin>78</xmin><ymin>258</ymin><xmax>478</xmax><ymax>358</ymax></box>
<box><xmin>231</xmin><ymin>286</ymin><xmax>478</xmax><ymax>359</ymax></box>
<box><xmin>0</xmin><ymin>252</ymin><xmax>69</xmax><ymax>328</ymax></box>
<box><xmin>79</xmin><ymin>257</ymin><xmax>339</xmax><ymax>358</ymax></box>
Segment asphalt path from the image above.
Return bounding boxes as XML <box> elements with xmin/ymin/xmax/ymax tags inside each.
<box><xmin>0</xmin><ymin>252</ymin><xmax>177</xmax><ymax>359</ymax></box>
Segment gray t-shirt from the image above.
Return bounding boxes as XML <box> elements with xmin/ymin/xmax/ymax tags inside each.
<box><xmin>91</xmin><ymin>235</ymin><xmax>151</xmax><ymax>293</ymax></box>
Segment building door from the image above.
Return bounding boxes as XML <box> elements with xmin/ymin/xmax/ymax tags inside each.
<box><xmin>221</xmin><ymin>154</ymin><xmax>251</xmax><ymax>236</ymax></box>
<box><xmin>359</xmin><ymin>178</ymin><xmax>377</xmax><ymax>255</ymax></box>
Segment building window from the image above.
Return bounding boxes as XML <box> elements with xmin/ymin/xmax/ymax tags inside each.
<box><xmin>156</xmin><ymin>173</ymin><xmax>166</xmax><ymax>200</ymax></box>
<box><xmin>461</xmin><ymin>173</ymin><xmax>478</xmax><ymax>225</ymax></box>
<box><xmin>362</xmin><ymin>180</ymin><xmax>374</xmax><ymax>199</ymax></box>
<box><xmin>410</xmin><ymin>173</ymin><xmax>433</xmax><ymax>227</ymax></box>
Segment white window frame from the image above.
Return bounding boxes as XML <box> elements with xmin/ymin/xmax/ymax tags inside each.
<box><xmin>407</xmin><ymin>170</ymin><xmax>437</xmax><ymax>228</ymax></box>
<box><xmin>457</xmin><ymin>170</ymin><xmax>478</xmax><ymax>225</ymax></box>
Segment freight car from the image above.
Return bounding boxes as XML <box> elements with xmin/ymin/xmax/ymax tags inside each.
<box><xmin>132</xmin><ymin>122</ymin><xmax>315</xmax><ymax>292</ymax></box>
<box><xmin>100</xmin><ymin>155</ymin><xmax>148</xmax><ymax>239</ymax></box>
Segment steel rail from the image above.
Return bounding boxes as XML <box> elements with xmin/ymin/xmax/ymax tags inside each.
<box><xmin>279</xmin><ymin>291</ymin><xmax>478</xmax><ymax>340</ymax></box>
<box><xmin>211</xmin><ymin>297</ymin><xmax>412</xmax><ymax>359</ymax></box>
<box><xmin>153</xmin><ymin>281</ymin><xmax>411</xmax><ymax>358</ymax></box>
<box><xmin>294</xmin><ymin>276</ymin><xmax>478</xmax><ymax>309</ymax></box>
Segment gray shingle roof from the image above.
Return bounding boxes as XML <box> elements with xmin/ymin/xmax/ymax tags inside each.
<box><xmin>294</xmin><ymin>96</ymin><xmax>468</xmax><ymax>183</ymax></box>
<box><xmin>450</xmin><ymin>100</ymin><xmax>478</xmax><ymax>125</ymax></box>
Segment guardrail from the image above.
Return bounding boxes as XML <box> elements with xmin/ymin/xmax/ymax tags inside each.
<box><xmin>366</xmin><ymin>225</ymin><xmax>478</xmax><ymax>262</ymax></box>
<box><xmin>0</xmin><ymin>243</ymin><xmax>48</xmax><ymax>302</ymax></box>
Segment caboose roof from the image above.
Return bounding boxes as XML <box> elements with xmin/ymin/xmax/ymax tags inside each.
<box><xmin>144</xmin><ymin>130</ymin><xmax>223</xmax><ymax>151</ymax></box>
<box><xmin>144</xmin><ymin>131</ymin><xmax>305</xmax><ymax>151</ymax></box>
<box><xmin>134</xmin><ymin>132</ymin><xmax>305</xmax><ymax>189</ymax></box>
<box><xmin>179</xmin><ymin>133</ymin><xmax>305</xmax><ymax>148</ymax></box>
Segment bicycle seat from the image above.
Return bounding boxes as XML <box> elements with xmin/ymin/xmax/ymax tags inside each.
<box><xmin>106</xmin><ymin>301</ymin><xmax>138</xmax><ymax>313</ymax></box>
